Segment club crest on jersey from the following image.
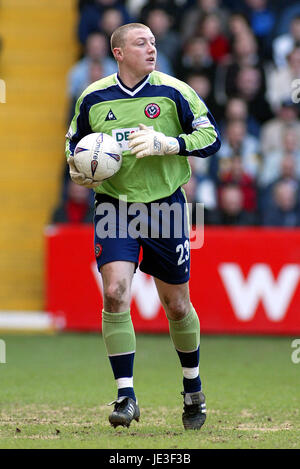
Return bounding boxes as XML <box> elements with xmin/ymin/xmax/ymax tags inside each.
<box><xmin>144</xmin><ymin>103</ymin><xmax>160</xmax><ymax>119</ymax></box>
<box><xmin>95</xmin><ymin>243</ymin><xmax>102</xmax><ymax>258</ymax></box>
<box><xmin>91</xmin><ymin>159</ymin><xmax>98</xmax><ymax>176</ymax></box>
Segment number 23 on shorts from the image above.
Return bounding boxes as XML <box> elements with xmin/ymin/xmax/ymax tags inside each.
<box><xmin>176</xmin><ymin>240</ymin><xmax>190</xmax><ymax>266</ymax></box>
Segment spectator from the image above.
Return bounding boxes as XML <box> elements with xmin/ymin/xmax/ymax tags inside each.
<box><xmin>218</xmin><ymin>155</ymin><xmax>258</xmax><ymax>213</ymax></box>
<box><xmin>274</xmin><ymin>3</ymin><xmax>300</xmax><ymax>37</ymax></box>
<box><xmin>138</xmin><ymin>0</ymin><xmax>188</xmax><ymax>30</ymax></box>
<box><xmin>99</xmin><ymin>7</ymin><xmax>125</xmax><ymax>40</ymax></box>
<box><xmin>186</xmin><ymin>72</ymin><xmax>222</xmax><ymax>122</ymax></box>
<box><xmin>262</xmin><ymin>179</ymin><xmax>300</xmax><ymax>227</ymax></box>
<box><xmin>126</xmin><ymin>0</ymin><xmax>147</xmax><ymax>18</ymax></box>
<box><xmin>179</xmin><ymin>36</ymin><xmax>215</xmax><ymax>81</ymax></box>
<box><xmin>196</xmin><ymin>13</ymin><xmax>230</xmax><ymax>64</ymax></box>
<box><xmin>77</xmin><ymin>0</ymin><xmax>131</xmax><ymax>45</ymax></box>
<box><xmin>68</xmin><ymin>32</ymin><xmax>117</xmax><ymax>102</ymax></box>
<box><xmin>223</xmin><ymin>32</ymin><xmax>267</xmax><ymax>97</ymax></box>
<box><xmin>185</xmin><ymin>73</ymin><xmax>221</xmax><ymax>210</ymax></box>
<box><xmin>235</xmin><ymin>65</ymin><xmax>273</xmax><ymax>124</ymax></box>
<box><xmin>221</xmin><ymin>97</ymin><xmax>260</xmax><ymax>138</ymax></box>
<box><xmin>187</xmin><ymin>141</ymin><xmax>210</xmax><ymax>185</ymax></box>
<box><xmin>258</xmin><ymin>153</ymin><xmax>292</xmax><ymax>216</ymax></box>
<box><xmin>67</xmin><ymin>59</ymin><xmax>106</xmax><ymax>127</ymax></box>
<box><xmin>214</xmin><ymin>183</ymin><xmax>257</xmax><ymax>225</ymax></box>
<box><xmin>69</xmin><ymin>0</ymin><xmax>300</xmax><ymax>228</ymax></box>
<box><xmin>229</xmin><ymin>30</ymin><xmax>261</xmax><ymax>69</ymax></box>
<box><xmin>211</xmin><ymin>119</ymin><xmax>261</xmax><ymax>180</ymax></box>
<box><xmin>242</xmin><ymin>0</ymin><xmax>276</xmax><ymax>58</ymax></box>
<box><xmin>227</xmin><ymin>12</ymin><xmax>252</xmax><ymax>42</ymax></box>
<box><xmin>180</xmin><ymin>0</ymin><xmax>229</xmax><ymax>43</ymax></box>
<box><xmin>196</xmin><ymin>177</ymin><xmax>219</xmax><ymax>225</ymax></box>
<box><xmin>215</xmin><ymin>30</ymin><xmax>270</xmax><ymax>110</ymax></box>
<box><xmin>260</xmin><ymin>99</ymin><xmax>300</xmax><ymax>155</ymax></box>
<box><xmin>259</xmin><ymin>127</ymin><xmax>300</xmax><ymax>187</ymax></box>
<box><xmin>267</xmin><ymin>46</ymin><xmax>300</xmax><ymax>112</ymax></box>
<box><xmin>143</xmin><ymin>7</ymin><xmax>182</xmax><ymax>70</ymax></box>
<box><xmin>88</xmin><ymin>59</ymin><xmax>105</xmax><ymax>83</ymax></box>
<box><xmin>155</xmin><ymin>51</ymin><xmax>174</xmax><ymax>75</ymax></box>
<box><xmin>186</xmin><ymin>72</ymin><xmax>211</xmax><ymax>100</ymax></box>
<box><xmin>182</xmin><ymin>168</ymin><xmax>218</xmax><ymax>226</ymax></box>
<box><xmin>51</xmin><ymin>181</ymin><xmax>94</xmax><ymax>224</ymax></box>
<box><xmin>273</xmin><ymin>15</ymin><xmax>300</xmax><ymax>68</ymax></box>
<box><xmin>280</xmin><ymin>153</ymin><xmax>300</xmax><ymax>184</ymax></box>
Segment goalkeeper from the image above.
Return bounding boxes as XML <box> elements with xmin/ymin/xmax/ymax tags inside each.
<box><xmin>66</xmin><ymin>23</ymin><xmax>221</xmax><ymax>430</ymax></box>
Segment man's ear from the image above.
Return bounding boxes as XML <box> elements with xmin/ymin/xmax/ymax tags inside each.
<box><xmin>113</xmin><ymin>47</ymin><xmax>123</xmax><ymax>62</ymax></box>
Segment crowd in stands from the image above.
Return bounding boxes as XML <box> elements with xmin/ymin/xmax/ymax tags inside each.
<box><xmin>53</xmin><ymin>0</ymin><xmax>300</xmax><ymax>227</ymax></box>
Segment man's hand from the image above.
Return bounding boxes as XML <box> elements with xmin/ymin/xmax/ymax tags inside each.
<box><xmin>128</xmin><ymin>124</ymin><xmax>179</xmax><ymax>158</ymax></box>
<box><xmin>67</xmin><ymin>156</ymin><xmax>100</xmax><ymax>188</ymax></box>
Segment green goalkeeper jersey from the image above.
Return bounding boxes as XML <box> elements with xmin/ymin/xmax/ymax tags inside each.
<box><xmin>66</xmin><ymin>71</ymin><xmax>220</xmax><ymax>203</ymax></box>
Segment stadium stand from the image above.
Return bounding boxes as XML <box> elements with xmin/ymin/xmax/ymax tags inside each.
<box><xmin>0</xmin><ymin>0</ymin><xmax>78</xmax><ymax>310</ymax></box>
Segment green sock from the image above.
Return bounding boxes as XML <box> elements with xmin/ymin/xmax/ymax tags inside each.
<box><xmin>102</xmin><ymin>309</ymin><xmax>136</xmax><ymax>355</ymax></box>
<box><xmin>167</xmin><ymin>305</ymin><xmax>200</xmax><ymax>352</ymax></box>
<box><xmin>102</xmin><ymin>309</ymin><xmax>136</xmax><ymax>401</ymax></box>
<box><xmin>168</xmin><ymin>305</ymin><xmax>201</xmax><ymax>393</ymax></box>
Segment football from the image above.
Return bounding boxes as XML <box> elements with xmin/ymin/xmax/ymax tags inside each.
<box><xmin>74</xmin><ymin>132</ymin><xmax>122</xmax><ymax>182</ymax></box>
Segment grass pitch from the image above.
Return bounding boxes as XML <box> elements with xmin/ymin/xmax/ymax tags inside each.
<box><xmin>0</xmin><ymin>333</ymin><xmax>299</xmax><ymax>449</ymax></box>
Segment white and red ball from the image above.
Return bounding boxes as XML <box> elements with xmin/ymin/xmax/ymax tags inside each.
<box><xmin>74</xmin><ymin>132</ymin><xmax>122</xmax><ymax>182</ymax></box>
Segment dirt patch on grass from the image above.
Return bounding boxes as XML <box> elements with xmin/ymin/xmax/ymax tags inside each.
<box><xmin>235</xmin><ymin>422</ymin><xmax>293</xmax><ymax>432</ymax></box>
<box><xmin>0</xmin><ymin>404</ymin><xmax>109</xmax><ymax>429</ymax></box>
<box><xmin>0</xmin><ymin>404</ymin><xmax>182</xmax><ymax>438</ymax></box>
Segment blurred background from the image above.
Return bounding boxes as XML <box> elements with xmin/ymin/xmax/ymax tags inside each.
<box><xmin>0</xmin><ymin>0</ymin><xmax>300</xmax><ymax>334</ymax></box>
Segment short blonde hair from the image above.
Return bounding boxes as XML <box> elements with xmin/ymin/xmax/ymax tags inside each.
<box><xmin>110</xmin><ymin>23</ymin><xmax>150</xmax><ymax>52</ymax></box>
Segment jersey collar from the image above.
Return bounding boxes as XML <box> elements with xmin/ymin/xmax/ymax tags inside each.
<box><xmin>116</xmin><ymin>73</ymin><xmax>150</xmax><ymax>96</ymax></box>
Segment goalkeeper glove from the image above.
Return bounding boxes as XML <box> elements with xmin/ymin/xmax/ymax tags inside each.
<box><xmin>67</xmin><ymin>156</ymin><xmax>101</xmax><ymax>188</ymax></box>
<box><xmin>128</xmin><ymin>123</ymin><xmax>179</xmax><ymax>159</ymax></box>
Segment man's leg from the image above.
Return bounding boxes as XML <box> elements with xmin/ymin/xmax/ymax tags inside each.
<box><xmin>101</xmin><ymin>261</ymin><xmax>140</xmax><ymax>427</ymax></box>
<box><xmin>154</xmin><ymin>278</ymin><xmax>206</xmax><ymax>430</ymax></box>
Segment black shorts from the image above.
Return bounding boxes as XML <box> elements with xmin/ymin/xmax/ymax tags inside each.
<box><xmin>94</xmin><ymin>187</ymin><xmax>190</xmax><ymax>284</ymax></box>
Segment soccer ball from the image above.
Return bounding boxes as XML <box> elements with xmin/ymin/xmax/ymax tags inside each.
<box><xmin>74</xmin><ymin>132</ymin><xmax>122</xmax><ymax>182</ymax></box>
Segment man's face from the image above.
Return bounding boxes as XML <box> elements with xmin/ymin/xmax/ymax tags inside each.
<box><xmin>116</xmin><ymin>28</ymin><xmax>157</xmax><ymax>77</ymax></box>
<box><xmin>227</xmin><ymin>122</ymin><xmax>246</xmax><ymax>147</ymax></box>
<box><xmin>291</xmin><ymin>19</ymin><xmax>300</xmax><ymax>41</ymax></box>
<box><xmin>87</xmin><ymin>34</ymin><xmax>108</xmax><ymax>59</ymax></box>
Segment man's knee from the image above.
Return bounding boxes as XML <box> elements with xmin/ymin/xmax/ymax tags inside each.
<box><xmin>163</xmin><ymin>296</ymin><xmax>190</xmax><ymax>321</ymax></box>
<box><xmin>104</xmin><ymin>279</ymin><xmax>130</xmax><ymax>312</ymax></box>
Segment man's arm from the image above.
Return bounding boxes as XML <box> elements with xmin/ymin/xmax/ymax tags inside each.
<box><xmin>128</xmin><ymin>86</ymin><xmax>221</xmax><ymax>159</ymax></box>
<box><xmin>175</xmin><ymin>107</ymin><xmax>221</xmax><ymax>158</ymax></box>
<box><xmin>65</xmin><ymin>94</ymin><xmax>100</xmax><ymax>188</ymax></box>
<box><xmin>65</xmin><ymin>95</ymin><xmax>92</xmax><ymax>160</ymax></box>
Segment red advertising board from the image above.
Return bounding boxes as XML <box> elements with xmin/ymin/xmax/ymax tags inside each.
<box><xmin>45</xmin><ymin>225</ymin><xmax>300</xmax><ymax>334</ymax></box>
